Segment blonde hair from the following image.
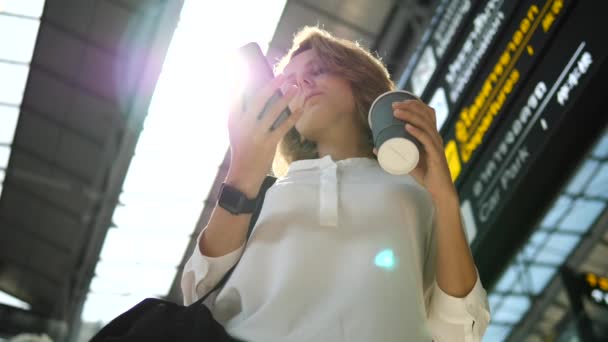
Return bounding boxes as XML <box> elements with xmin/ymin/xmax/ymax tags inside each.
<box><xmin>271</xmin><ymin>26</ymin><xmax>395</xmax><ymax>177</ymax></box>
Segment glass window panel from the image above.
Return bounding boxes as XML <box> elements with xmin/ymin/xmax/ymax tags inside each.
<box><xmin>522</xmin><ymin>230</ymin><xmax>548</xmax><ymax>258</ymax></box>
<box><xmin>121</xmin><ymin>156</ymin><xmax>213</xmax><ymax>200</ymax></box>
<box><xmin>508</xmin><ymin>274</ymin><xmax>526</xmax><ymax>295</ymax></box>
<box><xmin>112</xmin><ymin>195</ymin><xmax>202</xmax><ymax>221</ymax></box>
<box><xmin>540</xmin><ymin>195</ymin><xmax>573</xmax><ymax>228</ymax></box>
<box><xmin>482</xmin><ymin>324</ymin><xmax>512</xmax><ymax>342</ymax></box>
<box><xmin>0</xmin><ymin>0</ymin><xmax>46</xmax><ymax>18</ymax></box>
<box><xmin>584</xmin><ymin>163</ymin><xmax>608</xmax><ymax>199</ymax></box>
<box><xmin>89</xmin><ymin>274</ymin><xmax>171</xmax><ymax>297</ymax></box>
<box><xmin>111</xmin><ymin>202</ymin><xmax>200</xmax><ymax>234</ymax></box>
<box><xmin>495</xmin><ymin>268</ymin><xmax>521</xmax><ymax>293</ymax></box>
<box><xmin>118</xmin><ymin>188</ymin><xmax>203</xmax><ymax>207</ymax></box>
<box><xmin>535</xmin><ymin>233</ymin><xmax>580</xmax><ymax>265</ymax></box>
<box><xmin>558</xmin><ymin>198</ymin><xmax>606</xmax><ymax>232</ymax></box>
<box><xmin>94</xmin><ymin>260</ymin><xmax>177</xmax><ymax>278</ymax></box>
<box><xmin>0</xmin><ymin>14</ymin><xmax>40</xmax><ymax>62</ymax></box>
<box><xmin>93</xmin><ymin>261</ymin><xmax>176</xmax><ymax>295</ymax></box>
<box><xmin>0</xmin><ymin>145</ymin><xmax>10</xmax><ymax>168</ymax></box>
<box><xmin>81</xmin><ymin>292</ymin><xmax>151</xmax><ymax>324</ymax></box>
<box><xmin>488</xmin><ymin>294</ymin><xmax>504</xmax><ymax>313</ymax></box>
<box><xmin>0</xmin><ymin>290</ymin><xmax>30</xmax><ymax>310</ymax></box>
<box><xmin>491</xmin><ymin>295</ymin><xmax>531</xmax><ymax>323</ymax></box>
<box><xmin>528</xmin><ymin>265</ymin><xmax>557</xmax><ymax>294</ymax></box>
<box><xmin>591</xmin><ymin>133</ymin><xmax>608</xmax><ymax>159</ymax></box>
<box><xmin>0</xmin><ymin>62</ymin><xmax>28</xmax><ymax>104</ymax></box>
<box><xmin>118</xmin><ymin>188</ymin><xmax>203</xmax><ymax>206</ymax></box>
<box><xmin>99</xmin><ymin>227</ymin><xmax>190</xmax><ymax>266</ymax></box>
<box><xmin>0</xmin><ymin>105</ymin><xmax>19</xmax><ymax>143</ymax></box>
<box><xmin>565</xmin><ymin>160</ymin><xmax>600</xmax><ymax>196</ymax></box>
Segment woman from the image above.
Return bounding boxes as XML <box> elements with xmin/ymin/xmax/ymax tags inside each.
<box><xmin>181</xmin><ymin>26</ymin><xmax>491</xmax><ymax>341</ymax></box>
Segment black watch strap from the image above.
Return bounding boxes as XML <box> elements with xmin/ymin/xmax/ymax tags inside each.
<box><xmin>217</xmin><ymin>182</ymin><xmax>259</xmax><ymax>215</ymax></box>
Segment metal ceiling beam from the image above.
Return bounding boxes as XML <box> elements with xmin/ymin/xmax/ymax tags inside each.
<box><xmin>507</xmin><ymin>207</ymin><xmax>608</xmax><ymax>341</ymax></box>
<box><xmin>371</xmin><ymin>0</ymin><xmax>436</xmax><ymax>76</ymax></box>
<box><xmin>8</xmin><ymin>145</ymin><xmax>94</xmax><ymax>185</ymax></box>
<box><xmin>0</xmin><ymin>11</ymin><xmax>38</xmax><ymax>21</ymax></box>
<box><xmin>0</xmin><ymin>217</ymin><xmax>75</xmax><ymax>257</ymax></box>
<box><xmin>293</xmin><ymin>0</ymin><xmax>377</xmax><ymax>39</ymax></box>
<box><xmin>28</xmin><ymin>63</ymin><xmax>121</xmax><ymax>107</ymax></box>
<box><xmin>20</xmin><ymin>104</ymin><xmax>108</xmax><ymax>147</ymax></box>
<box><xmin>0</xmin><ymin>58</ymin><xmax>28</xmax><ymax>67</ymax></box>
<box><xmin>0</xmin><ymin>303</ymin><xmax>67</xmax><ymax>341</ymax></box>
<box><xmin>64</xmin><ymin>0</ymin><xmax>185</xmax><ymax>339</ymax></box>
<box><xmin>0</xmin><ymin>252</ymin><xmax>63</xmax><ymax>288</ymax></box>
<box><xmin>1</xmin><ymin>181</ymin><xmax>88</xmax><ymax>222</ymax></box>
<box><xmin>40</xmin><ymin>15</ymin><xmax>127</xmax><ymax>59</ymax></box>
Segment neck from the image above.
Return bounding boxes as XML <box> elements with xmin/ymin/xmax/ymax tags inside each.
<box><xmin>314</xmin><ymin>122</ymin><xmax>375</xmax><ymax>162</ymax></box>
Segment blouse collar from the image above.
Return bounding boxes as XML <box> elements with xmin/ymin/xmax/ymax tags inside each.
<box><xmin>287</xmin><ymin>154</ymin><xmax>378</xmax><ymax>174</ymax></box>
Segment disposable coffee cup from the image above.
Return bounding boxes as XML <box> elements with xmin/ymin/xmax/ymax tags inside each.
<box><xmin>368</xmin><ymin>90</ymin><xmax>424</xmax><ymax>175</ymax></box>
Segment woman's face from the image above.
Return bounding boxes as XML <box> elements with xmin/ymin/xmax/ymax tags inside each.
<box><xmin>281</xmin><ymin>49</ymin><xmax>357</xmax><ymax>142</ymax></box>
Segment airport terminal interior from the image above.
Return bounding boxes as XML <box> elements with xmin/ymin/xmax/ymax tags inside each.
<box><xmin>0</xmin><ymin>0</ymin><xmax>607</xmax><ymax>341</ymax></box>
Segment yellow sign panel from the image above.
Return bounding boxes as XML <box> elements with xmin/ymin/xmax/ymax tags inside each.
<box><xmin>586</xmin><ymin>272</ymin><xmax>608</xmax><ymax>291</ymax></box>
<box><xmin>445</xmin><ymin>140</ymin><xmax>461</xmax><ymax>182</ymax></box>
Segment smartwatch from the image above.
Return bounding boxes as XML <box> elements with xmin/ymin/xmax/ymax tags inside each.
<box><xmin>217</xmin><ymin>182</ymin><xmax>258</xmax><ymax>215</ymax></box>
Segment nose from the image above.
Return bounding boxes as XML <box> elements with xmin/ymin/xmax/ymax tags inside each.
<box><xmin>296</xmin><ymin>71</ymin><xmax>315</xmax><ymax>90</ymax></box>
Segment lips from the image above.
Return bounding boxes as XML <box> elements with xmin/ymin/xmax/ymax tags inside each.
<box><xmin>304</xmin><ymin>92</ymin><xmax>323</xmax><ymax>103</ymax></box>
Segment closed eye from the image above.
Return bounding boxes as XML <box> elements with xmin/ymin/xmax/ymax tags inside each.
<box><xmin>309</xmin><ymin>65</ymin><xmax>327</xmax><ymax>76</ymax></box>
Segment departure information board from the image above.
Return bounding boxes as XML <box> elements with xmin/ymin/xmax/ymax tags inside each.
<box><xmin>583</xmin><ymin>272</ymin><xmax>608</xmax><ymax>309</ymax></box>
<box><xmin>398</xmin><ymin>1</ymin><xmax>608</xmax><ymax>246</ymax></box>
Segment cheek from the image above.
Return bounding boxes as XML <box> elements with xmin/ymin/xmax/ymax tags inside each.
<box><xmin>287</xmin><ymin>96</ymin><xmax>304</xmax><ymax>112</ymax></box>
<box><xmin>331</xmin><ymin>88</ymin><xmax>356</xmax><ymax>114</ymax></box>
<box><xmin>325</xmin><ymin>78</ymin><xmax>355</xmax><ymax>111</ymax></box>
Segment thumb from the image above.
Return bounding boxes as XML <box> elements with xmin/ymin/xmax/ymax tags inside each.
<box><xmin>228</xmin><ymin>93</ymin><xmax>245</xmax><ymax>119</ymax></box>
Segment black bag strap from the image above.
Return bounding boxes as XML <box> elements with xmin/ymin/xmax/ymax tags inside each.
<box><xmin>191</xmin><ymin>175</ymin><xmax>277</xmax><ymax>307</ymax></box>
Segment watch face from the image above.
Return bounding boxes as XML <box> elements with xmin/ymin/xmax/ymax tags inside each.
<box><xmin>219</xmin><ymin>183</ymin><xmax>257</xmax><ymax>214</ymax></box>
<box><xmin>220</xmin><ymin>185</ymin><xmax>242</xmax><ymax>213</ymax></box>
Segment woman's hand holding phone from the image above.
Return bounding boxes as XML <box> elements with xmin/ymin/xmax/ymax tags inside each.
<box><xmin>225</xmin><ymin>75</ymin><xmax>303</xmax><ymax>198</ymax></box>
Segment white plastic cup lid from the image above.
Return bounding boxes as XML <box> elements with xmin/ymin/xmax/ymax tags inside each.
<box><xmin>377</xmin><ymin>137</ymin><xmax>419</xmax><ymax>175</ymax></box>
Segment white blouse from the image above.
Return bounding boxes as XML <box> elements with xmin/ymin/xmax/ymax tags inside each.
<box><xmin>181</xmin><ymin>155</ymin><xmax>491</xmax><ymax>342</ymax></box>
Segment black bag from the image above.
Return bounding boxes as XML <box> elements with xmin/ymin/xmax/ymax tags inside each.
<box><xmin>90</xmin><ymin>175</ymin><xmax>277</xmax><ymax>342</ymax></box>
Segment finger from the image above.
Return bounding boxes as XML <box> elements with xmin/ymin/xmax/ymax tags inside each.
<box><xmin>246</xmin><ymin>74</ymin><xmax>287</xmax><ymax>119</ymax></box>
<box><xmin>270</xmin><ymin>106</ymin><xmax>305</xmax><ymax>140</ymax></box>
<box><xmin>393</xmin><ymin>100</ymin><xmax>436</xmax><ymax>129</ymax></box>
<box><xmin>228</xmin><ymin>93</ymin><xmax>245</xmax><ymax>119</ymax></box>
<box><xmin>393</xmin><ymin>100</ymin><xmax>437</xmax><ymax>126</ymax></box>
<box><xmin>405</xmin><ymin>123</ymin><xmax>443</xmax><ymax>159</ymax></box>
<box><xmin>259</xmin><ymin>84</ymin><xmax>299</xmax><ymax>128</ymax></box>
<box><xmin>393</xmin><ymin>108</ymin><xmax>437</xmax><ymax>140</ymax></box>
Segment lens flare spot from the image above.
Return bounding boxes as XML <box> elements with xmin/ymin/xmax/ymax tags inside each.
<box><xmin>374</xmin><ymin>248</ymin><xmax>397</xmax><ymax>271</ymax></box>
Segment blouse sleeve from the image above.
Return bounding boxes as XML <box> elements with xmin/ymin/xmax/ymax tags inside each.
<box><xmin>422</xmin><ymin>206</ymin><xmax>492</xmax><ymax>342</ymax></box>
<box><xmin>180</xmin><ymin>226</ymin><xmax>246</xmax><ymax>306</ymax></box>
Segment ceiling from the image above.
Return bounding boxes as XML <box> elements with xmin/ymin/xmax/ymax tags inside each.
<box><xmin>0</xmin><ymin>0</ymin><xmax>184</xmax><ymax>326</ymax></box>
<box><xmin>266</xmin><ymin>0</ymin><xmax>435</xmax><ymax>77</ymax></box>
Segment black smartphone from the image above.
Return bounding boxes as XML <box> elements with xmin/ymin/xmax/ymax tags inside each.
<box><xmin>238</xmin><ymin>42</ymin><xmax>291</xmax><ymax>131</ymax></box>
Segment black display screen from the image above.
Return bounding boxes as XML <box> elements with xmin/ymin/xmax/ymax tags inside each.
<box><xmin>398</xmin><ymin>1</ymin><xmax>608</xmax><ymax>247</ymax></box>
